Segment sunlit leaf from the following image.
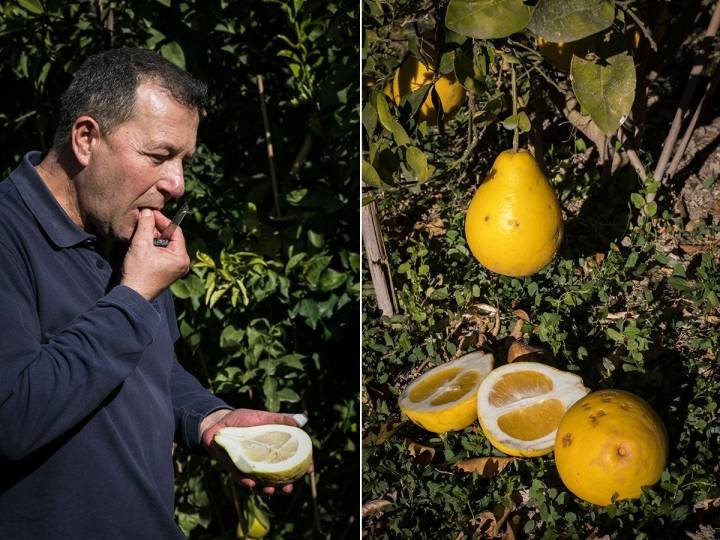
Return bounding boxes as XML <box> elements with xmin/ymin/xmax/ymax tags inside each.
<box><xmin>445</xmin><ymin>0</ymin><xmax>533</xmax><ymax>39</ymax></box>
<box><xmin>571</xmin><ymin>52</ymin><xmax>636</xmax><ymax>135</ymax></box>
<box><xmin>528</xmin><ymin>0</ymin><xmax>614</xmax><ymax>42</ymax></box>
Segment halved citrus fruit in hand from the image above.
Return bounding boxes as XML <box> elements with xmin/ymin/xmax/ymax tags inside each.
<box><xmin>476</xmin><ymin>362</ymin><xmax>589</xmax><ymax>457</ymax></box>
<box><xmin>214</xmin><ymin>425</ymin><xmax>313</xmax><ymax>485</ymax></box>
<box><xmin>399</xmin><ymin>352</ymin><xmax>494</xmax><ymax>433</ymax></box>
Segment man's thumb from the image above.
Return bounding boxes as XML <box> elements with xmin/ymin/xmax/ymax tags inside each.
<box><xmin>133</xmin><ymin>208</ymin><xmax>155</xmax><ymax>239</ymax></box>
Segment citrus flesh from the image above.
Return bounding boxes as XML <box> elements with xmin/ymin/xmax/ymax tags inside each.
<box><xmin>214</xmin><ymin>425</ymin><xmax>312</xmax><ymax>485</ymax></box>
<box><xmin>554</xmin><ymin>389</ymin><xmax>668</xmax><ymax>506</ymax></box>
<box><xmin>465</xmin><ymin>149</ymin><xmax>563</xmax><ymax>277</ymax></box>
<box><xmin>399</xmin><ymin>352</ymin><xmax>493</xmax><ymax>433</ymax></box>
<box><xmin>392</xmin><ymin>56</ymin><xmax>465</xmax><ymax>125</ymax></box>
<box><xmin>476</xmin><ymin>362</ymin><xmax>589</xmax><ymax>457</ymax></box>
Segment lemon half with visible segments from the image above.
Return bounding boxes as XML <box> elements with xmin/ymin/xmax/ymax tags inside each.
<box><xmin>214</xmin><ymin>425</ymin><xmax>312</xmax><ymax>485</ymax></box>
<box><xmin>399</xmin><ymin>352</ymin><xmax>493</xmax><ymax>433</ymax></box>
<box><xmin>476</xmin><ymin>362</ymin><xmax>589</xmax><ymax>457</ymax></box>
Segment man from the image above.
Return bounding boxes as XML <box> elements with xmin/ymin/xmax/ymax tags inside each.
<box><xmin>0</xmin><ymin>48</ymin><xmax>305</xmax><ymax>539</ymax></box>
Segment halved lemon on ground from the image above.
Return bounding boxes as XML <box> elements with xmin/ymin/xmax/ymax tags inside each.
<box><xmin>214</xmin><ymin>425</ymin><xmax>313</xmax><ymax>485</ymax></box>
<box><xmin>476</xmin><ymin>362</ymin><xmax>589</xmax><ymax>457</ymax></box>
<box><xmin>399</xmin><ymin>352</ymin><xmax>494</xmax><ymax>433</ymax></box>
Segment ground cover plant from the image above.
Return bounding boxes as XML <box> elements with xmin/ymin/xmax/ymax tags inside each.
<box><xmin>362</xmin><ymin>0</ymin><xmax>720</xmax><ymax>537</ymax></box>
<box><xmin>0</xmin><ymin>1</ymin><xmax>359</xmax><ymax>538</ymax></box>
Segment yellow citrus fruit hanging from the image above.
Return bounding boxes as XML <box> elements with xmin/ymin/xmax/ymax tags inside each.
<box><xmin>392</xmin><ymin>56</ymin><xmax>465</xmax><ymax>125</ymax></box>
<box><xmin>554</xmin><ymin>389</ymin><xmax>669</xmax><ymax>506</ymax></box>
<box><xmin>398</xmin><ymin>352</ymin><xmax>493</xmax><ymax>433</ymax></box>
<box><xmin>236</xmin><ymin>515</ymin><xmax>270</xmax><ymax>539</ymax></box>
<box><xmin>464</xmin><ymin>149</ymin><xmax>563</xmax><ymax>277</ymax></box>
<box><xmin>476</xmin><ymin>362</ymin><xmax>589</xmax><ymax>457</ymax></box>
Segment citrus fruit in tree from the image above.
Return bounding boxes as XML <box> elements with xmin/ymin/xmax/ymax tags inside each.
<box><xmin>476</xmin><ymin>362</ymin><xmax>589</xmax><ymax>457</ymax></box>
<box><xmin>399</xmin><ymin>352</ymin><xmax>493</xmax><ymax>433</ymax></box>
<box><xmin>554</xmin><ymin>389</ymin><xmax>669</xmax><ymax>506</ymax></box>
<box><xmin>214</xmin><ymin>425</ymin><xmax>313</xmax><ymax>485</ymax></box>
<box><xmin>392</xmin><ymin>56</ymin><xmax>465</xmax><ymax>125</ymax></box>
<box><xmin>465</xmin><ymin>149</ymin><xmax>563</xmax><ymax>277</ymax></box>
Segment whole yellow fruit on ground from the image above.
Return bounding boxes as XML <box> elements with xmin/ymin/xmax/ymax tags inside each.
<box><xmin>554</xmin><ymin>389</ymin><xmax>669</xmax><ymax>506</ymax></box>
<box><xmin>392</xmin><ymin>56</ymin><xmax>465</xmax><ymax>125</ymax></box>
<box><xmin>464</xmin><ymin>149</ymin><xmax>563</xmax><ymax>277</ymax></box>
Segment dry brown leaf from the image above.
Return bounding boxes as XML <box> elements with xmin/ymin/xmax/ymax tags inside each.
<box><xmin>362</xmin><ymin>421</ymin><xmax>404</xmax><ymax>445</ymax></box>
<box><xmin>414</xmin><ymin>216</ymin><xmax>446</xmax><ymax>237</ymax></box>
<box><xmin>491</xmin><ymin>306</ymin><xmax>501</xmax><ymax>337</ymax></box>
<box><xmin>507</xmin><ymin>340</ymin><xmax>543</xmax><ymax>364</ymax></box>
<box><xmin>362</xmin><ymin>499</ymin><xmax>392</xmax><ymax>517</ymax></box>
<box><xmin>502</xmin><ymin>513</ymin><xmax>522</xmax><ymax>540</ymax></box>
<box><xmin>594</xmin><ymin>252</ymin><xmax>605</xmax><ymax>265</ymax></box>
<box><xmin>455</xmin><ymin>456</ymin><xmax>515</xmax><ymax>477</ymax></box>
<box><xmin>406</xmin><ymin>439</ymin><xmax>436</xmax><ymax>464</ymax></box>
<box><xmin>510</xmin><ymin>310</ymin><xmax>530</xmax><ymax>339</ymax></box>
<box><xmin>694</xmin><ymin>497</ymin><xmax>720</xmax><ymax>511</ymax></box>
<box><xmin>679</xmin><ymin>243</ymin><xmax>706</xmax><ymax>255</ymax></box>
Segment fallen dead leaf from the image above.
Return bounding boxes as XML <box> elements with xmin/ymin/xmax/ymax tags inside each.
<box><xmin>455</xmin><ymin>456</ymin><xmax>515</xmax><ymax>477</ymax></box>
<box><xmin>502</xmin><ymin>513</ymin><xmax>522</xmax><ymax>540</ymax></box>
<box><xmin>686</xmin><ymin>525</ymin><xmax>718</xmax><ymax>540</ymax></box>
<box><xmin>406</xmin><ymin>439</ymin><xmax>436</xmax><ymax>464</ymax></box>
<box><xmin>507</xmin><ymin>340</ymin><xmax>544</xmax><ymax>363</ymax></box>
<box><xmin>679</xmin><ymin>243</ymin><xmax>706</xmax><ymax>255</ymax></box>
<box><xmin>362</xmin><ymin>421</ymin><xmax>404</xmax><ymax>445</ymax></box>
<box><xmin>694</xmin><ymin>497</ymin><xmax>720</xmax><ymax>512</ymax></box>
<box><xmin>510</xmin><ymin>310</ymin><xmax>530</xmax><ymax>339</ymax></box>
<box><xmin>414</xmin><ymin>216</ymin><xmax>446</xmax><ymax>237</ymax></box>
<box><xmin>362</xmin><ymin>499</ymin><xmax>392</xmax><ymax>517</ymax></box>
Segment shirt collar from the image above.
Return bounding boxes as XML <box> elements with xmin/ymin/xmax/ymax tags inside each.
<box><xmin>10</xmin><ymin>151</ymin><xmax>95</xmax><ymax>248</ymax></box>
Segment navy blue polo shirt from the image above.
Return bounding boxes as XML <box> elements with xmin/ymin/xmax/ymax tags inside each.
<box><xmin>0</xmin><ymin>152</ymin><xmax>228</xmax><ymax>539</ymax></box>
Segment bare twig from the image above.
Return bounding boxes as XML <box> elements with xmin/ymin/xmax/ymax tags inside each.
<box><xmin>652</xmin><ymin>1</ymin><xmax>720</xmax><ymax>188</ymax></box>
<box><xmin>289</xmin><ymin>133</ymin><xmax>313</xmax><ymax>176</ymax></box>
<box><xmin>256</xmin><ymin>75</ymin><xmax>282</xmax><ymax>218</ymax></box>
<box><xmin>310</xmin><ymin>471</ymin><xmax>322</xmax><ymax>535</ymax></box>
<box><xmin>666</xmin><ymin>61</ymin><xmax>720</xmax><ymax>179</ymax></box>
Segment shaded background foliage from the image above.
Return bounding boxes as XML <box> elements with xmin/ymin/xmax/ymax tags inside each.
<box><xmin>0</xmin><ymin>0</ymin><xmax>359</xmax><ymax>538</ymax></box>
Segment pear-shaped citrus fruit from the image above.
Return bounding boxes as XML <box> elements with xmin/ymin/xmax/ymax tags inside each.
<box><xmin>236</xmin><ymin>515</ymin><xmax>270</xmax><ymax>539</ymax></box>
<box><xmin>392</xmin><ymin>56</ymin><xmax>465</xmax><ymax>125</ymax></box>
<box><xmin>214</xmin><ymin>425</ymin><xmax>312</xmax><ymax>485</ymax></box>
<box><xmin>465</xmin><ymin>149</ymin><xmax>563</xmax><ymax>277</ymax></box>
<box><xmin>554</xmin><ymin>389</ymin><xmax>669</xmax><ymax>506</ymax></box>
<box><xmin>399</xmin><ymin>352</ymin><xmax>493</xmax><ymax>433</ymax></box>
<box><xmin>476</xmin><ymin>362</ymin><xmax>589</xmax><ymax>457</ymax></box>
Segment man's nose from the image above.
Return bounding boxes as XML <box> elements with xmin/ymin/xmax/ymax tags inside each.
<box><xmin>158</xmin><ymin>161</ymin><xmax>185</xmax><ymax>199</ymax></box>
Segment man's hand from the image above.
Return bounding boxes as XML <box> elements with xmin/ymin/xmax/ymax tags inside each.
<box><xmin>200</xmin><ymin>408</ymin><xmax>311</xmax><ymax>495</ymax></box>
<box><xmin>120</xmin><ymin>208</ymin><xmax>190</xmax><ymax>302</ymax></box>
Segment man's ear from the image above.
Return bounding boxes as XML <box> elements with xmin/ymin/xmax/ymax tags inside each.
<box><xmin>71</xmin><ymin>116</ymin><xmax>101</xmax><ymax>167</ymax></box>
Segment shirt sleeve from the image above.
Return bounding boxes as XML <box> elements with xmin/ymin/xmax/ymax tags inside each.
<box><xmin>0</xmin><ymin>243</ymin><xmax>162</xmax><ymax>461</ymax></box>
<box><xmin>162</xmin><ymin>292</ymin><xmax>230</xmax><ymax>452</ymax></box>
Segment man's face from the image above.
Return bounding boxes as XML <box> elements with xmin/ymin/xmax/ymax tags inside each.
<box><xmin>79</xmin><ymin>81</ymin><xmax>199</xmax><ymax>241</ymax></box>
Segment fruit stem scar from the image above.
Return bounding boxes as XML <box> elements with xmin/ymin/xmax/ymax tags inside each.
<box><xmin>617</xmin><ymin>446</ymin><xmax>627</xmax><ymax>457</ymax></box>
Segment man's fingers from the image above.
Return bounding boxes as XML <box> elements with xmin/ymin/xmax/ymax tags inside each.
<box><xmin>133</xmin><ymin>208</ymin><xmax>155</xmax><ymax>240</ymax></box>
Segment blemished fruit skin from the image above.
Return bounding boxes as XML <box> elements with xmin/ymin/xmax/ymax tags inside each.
<box><xmin>392</xmin><ymin>56</ymin><xmax>465</xmax><ymax>125</ymax></box>
<box><xmin>554</xmin><ymin>390</ymin><xmax>669</xmax><ymax>506</ymax></box>
<box><xmin>465</xmin><ymin>150</ymin><xmax>563</xmax><ymax>277</ymax></box>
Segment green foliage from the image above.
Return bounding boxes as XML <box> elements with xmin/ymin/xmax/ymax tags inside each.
<box><xmin>0</xmin><ymin>1</ymin><xmax>358</xmax><ymax>538</ymax></box>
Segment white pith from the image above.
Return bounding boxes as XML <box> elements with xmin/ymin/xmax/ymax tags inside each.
<box><xmin>399</xmin><ymin>352</ymin><xmax>494</xmax><ymax>412</ymax></box>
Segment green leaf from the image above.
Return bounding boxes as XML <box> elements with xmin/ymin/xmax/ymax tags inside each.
<box><xmin>171</xmin><ymin>274</ymin><xmax>205</xmax><ymax>299</ymax></box>
<box><xmin>606</xmin><ymin>328</ymin><xmax>622</xmax><ymax>342</ymax></box>
<box><xmin>502</xmin><ymin>112</ymin><xmax>530</xmax><ymax>133</ymax></box>
<box><xmin>646</xmin><ymin>201</ymin><xmax>657</xmax><ymax>217</ymax></box>
<box><xmin>277</xmin><ymin>387</ymin><xmax>301</xmax><ymax>403</ymax></box>
<box><xmin>445</xmin><ymin>0</ymin><xmax>533</xmax><ymax>39</ymax></box>
<box><xmin>668</xmin><ymin>276</ymin><xmax>692</xmax><ymax>292</ymax></box>
<box><xmin>571</xmin><ymin>53</ymin><xmax>636</xmax><ymax>135</ymax></box>
<box><xmin>319</xmin><ymin>268</ymin><xmax>347</xmax><ymax>291</ymax></box>
<box><xmin>160</xmin><ymin>41</ymin><xmax>186</xmax><ymax>69</ymax></box>
<box><xmin>406</xmin><ymin>146</ymin><xmax>434</xmax><ymax>183</ymax></box>
<box><xmin>17</xmin><ymin>0</ymin><xmax>44</xmax><ymax>14</ymax></box>
<box><xmin>362</xmin><ymin>98</ymin><xmax>378</xmax><ymax>140</ymax></box>
<box><xmin>631</xmin><ymin>193</ymin><xmax>645</xmax><ymax>209</ymax></box>
<box><xmin>374</xmin><ymin>93</ymin><xmax>410</xmax><ymax>146</ymax></box>
<box><xmin>362</xmin><ymin>160</ymin><xmax>383</xmax><ymax>188</ymax></box>
<box><xmin>528</xmin><ymin>0</ymin><xmax>614</xmax><ymax>42</ymax></box>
